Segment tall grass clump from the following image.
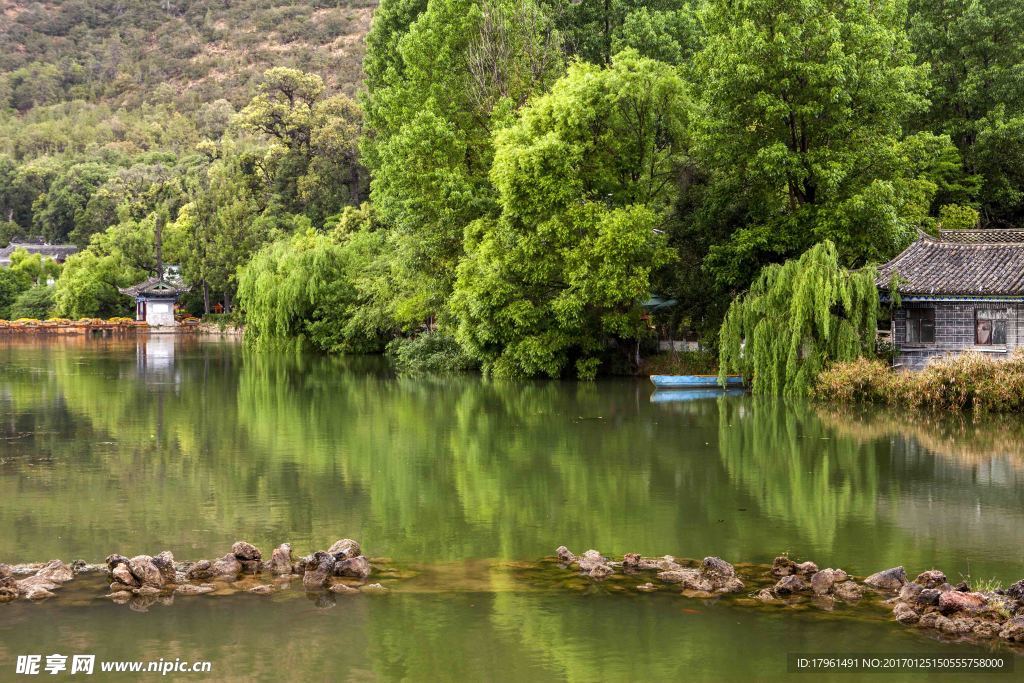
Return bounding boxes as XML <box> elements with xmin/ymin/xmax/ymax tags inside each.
<box><xmin>814</xmin><ymin>351</ymin><xmax>1024</xmax><ymax>412</ymax></box>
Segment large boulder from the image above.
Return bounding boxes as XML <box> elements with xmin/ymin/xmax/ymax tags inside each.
<box><xmin>302</xmin><ymin>552</ymin><xmax>336</xmax><ymax>590</ymax></box>
<box><xmin>210</xmin><ymin>553</ymin><xmax>242</xmax><ymax>577</ymax></box>
<box><xmin>938</xmin><ymin>591</ymin><xmax>987</xmax><ymax>614</ymax></box>
<box><xmin>268</xmin><ymin>544</ymin><xmax>294</xmax><ymax>575</ymax></box>
<box><xmin>327</xmin><ymin>539</ymin><xmax>361</xmax><ymax>561</ymax></box>
<box><xmin>231</xmin><ymin>541</ymin><xmax>262</xmax><ymax>562</ymax></box>
<box><xmin>335</xmin><ymin>556</ymin><xmax>371</xmax><ymax>579</ymax></box>
<box><xmin>128</xmin><ymin>556</ymin><xmax>164</xmax><ymax>589</ymax></box>
<box><xmin>863</xmin><ymin>566</ymin><xmax>907</xmax><ymax>591</ymax></box>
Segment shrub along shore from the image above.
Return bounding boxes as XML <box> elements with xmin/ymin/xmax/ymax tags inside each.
<box><xmin>814</xmin><ymin>352</ymin><xmax>1024</xmax><ymax>412</ymax></box>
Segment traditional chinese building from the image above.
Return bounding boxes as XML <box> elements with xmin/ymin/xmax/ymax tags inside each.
<box><xmin>0</xmin><ymin>241</ymin><xmax>78</xmax><ymax>267</ymax></box>
<box><xmin>877</xmin><ymin>229</ymin><xmax>1024</xmax><ymax>369</ymax></box>
<box><xmin>119</xmin><ymin>267</ymin><xmax>189</xmax><ymax>327</ymax></box>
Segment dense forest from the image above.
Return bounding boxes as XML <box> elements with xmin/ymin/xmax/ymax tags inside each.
<box><xmin>2</xmin><ymin>0</ymin><xmax>1024</xmax><ymax>378</ymax></box>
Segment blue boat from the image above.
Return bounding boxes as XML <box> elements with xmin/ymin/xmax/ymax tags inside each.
<box><xmin>649</xmin><ymin>374</ymin><xmax>744</xmax><ymax>389</ymax></box>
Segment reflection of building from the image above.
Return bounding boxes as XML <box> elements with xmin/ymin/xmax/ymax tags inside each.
<box><xmin>119</xmin><ymin>267</ymin><xmax>189</xmax><ymax>327</ymax></box>
<box><xmin>137</xmin><ymin>335</ymin><xmax>176</xmax><ymax>374</ymax></box>
<box><xmin>0</xmin><ymin>241</ymin><xmax>78</xmax><ymax>267</ymax></box>
<box><xmin>878</xmin><ymin>229</ymin><xmax>1024</xmax><ymax>369</ymax></box>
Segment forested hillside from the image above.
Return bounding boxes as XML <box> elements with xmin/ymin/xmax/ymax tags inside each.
<box><xmin>0</xmin><ymin>0</ymin><xmax>373</xmax><ymax>240</ymax></box>
<box><xmin>3</xmin><ymin>0</ymin><xmax>1024</xmax><ymax>381</ymax></box>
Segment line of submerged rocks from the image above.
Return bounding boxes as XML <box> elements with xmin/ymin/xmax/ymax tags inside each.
<box><xmin>0</xmin><ymin>539</ymin><xmax>388</xmax><ymax>604</ymax></box>
<box><xmin>555</xmin><ymin>546</ymin><xmax>1024</xmax><ymax>646</ymax></box>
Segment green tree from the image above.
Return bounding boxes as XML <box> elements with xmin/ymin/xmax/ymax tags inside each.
<box><xmin>363</xmin><ymin>0</ymin><xmax>563</xmax><ymax>328</ymax></box>
<box><xmin>32</xmin><ymin>162</ymin><xmax>113</xmax><ymax>244</ymax></box>
<box><xmin>718</xmin><ymin>241</ymin><xmax>879</xmax><ymax>396</ymax></box>
<box><xmin>908</xmin><ymin>0</ymin><xmax>1024</xmax><ymax>225</ymax></box>
<box><xmin>689</xmin><ymin>0</ymin><xmax>934</xmax><ymax>294</ymax></box>
<box><xmin>237</xmin><ymin>216</ymin><xmax>393</xmax><ymax>353</ymax></box>
<box><xmin>9</xmin><ymin>285</ymin><xmax>55</xmax><ymax>319</ymax></box>
<box><xmin>451</xmin><ymin>52</ymin><xmax>684</xmax><ymax>378</ymax></box>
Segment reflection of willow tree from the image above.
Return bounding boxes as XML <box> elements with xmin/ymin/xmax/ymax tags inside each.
<box><xmin>717</xmin><ymin>398</ymin><xmax>881</xmax><ymax>551</ymax></box>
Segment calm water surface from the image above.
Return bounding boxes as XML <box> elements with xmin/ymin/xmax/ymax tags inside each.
<box><xmin>1</xmin><ymin>337</ymin><xmax>1022</xmax><ymax>681</ymax></box>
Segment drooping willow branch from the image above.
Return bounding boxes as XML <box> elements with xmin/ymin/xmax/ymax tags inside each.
<box><xmin>718</xmin><ymin>240</ymin><xmax>879</xmax><ymax>396</ymax></box>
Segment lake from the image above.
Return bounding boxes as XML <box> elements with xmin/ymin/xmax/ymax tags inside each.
<box><xmin>1</xmin><ymin>336</ymin><xmax>1022</xmax><ymax>680</ymax></box>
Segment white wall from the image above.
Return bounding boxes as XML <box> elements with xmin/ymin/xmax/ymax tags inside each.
<box><xmin>146</xmin><ymin>300</ymin><xmax>177</xmax><ymax>327</ymax></box>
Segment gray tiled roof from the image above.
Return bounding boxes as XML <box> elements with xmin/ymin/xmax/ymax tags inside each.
<box><xmin>0</xmin><ymin>242</ymin><xmax>78</xmax><ymax>264</ymax></box>
<box><xmin>877</xmin><ymin>236</ymin><xmax>1024</xmax><ymax>296</ymax></box>
<box><xmin>938</xmin><ymin>229</ymin><xmax>1024</xmax><ymax>243</ymax></box>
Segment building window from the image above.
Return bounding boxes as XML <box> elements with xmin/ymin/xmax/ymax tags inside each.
<box><xmin>975</xmin><ymin>308</ymin><xmax>1008</xmax><ymax>345</ymax></box>
<box><xmin>906</xmin><ymin>308</ymin><xmax>935</xmax><ymax>344</ymax></box>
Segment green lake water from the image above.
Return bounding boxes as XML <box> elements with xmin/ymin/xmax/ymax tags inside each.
<box><xmin>1</xmin><ymin>336</ymin><xmax>1022</xmax><ymax>681</ymax></box>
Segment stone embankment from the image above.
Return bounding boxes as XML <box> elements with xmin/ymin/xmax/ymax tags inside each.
<box><xmin>0</xmin><ymin>539</ymin><xmax>387</xmax><ymax>609</ymax></box>
<box><xmin>555</xmin><ymin>546</ymin><xmax>1024</xmax><ymax>648</ymax></box>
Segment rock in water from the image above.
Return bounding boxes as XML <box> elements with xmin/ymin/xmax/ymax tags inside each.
<box><xmin>796</xmin><ymin>561</ymin><xmax>818</xmax><ymax>575</ymax></box>
<box><xmin>938</xmin><ymin>591</ymin><xmax>987</xmax><ymax>614</ymax></box>
<box><xmin>999</xmin><ymin>616</ymin><xmax>1024</xmax><ymax>642</ymax></box>
<box><xmin>864</xmin><ymin>566</ymin><xmax>907</xmax><ymax>591</ymax></box>
<box><xmin>231</xmin><ymin>541</ymin><xmax>262</xmax><ymax>562</ymax></box>
<box><xmin>832</xmin><ymin>581</ymin><xmax>862</xmax><ymax>601</ymax></box>
<box><xmin>105</xmin><ymin>554</ymin><xmax>129</xmax><ymax>571</ymax></box>
<box><xmin>0</xmin><ymin>563</ymin><xmax>10</xmax><ymax>579</ymax></box>
<box><xmin>268</xmin><ymin>544</ymin><xmax>294</xmax><ymax>575</ymax></box>
<box><xmin>111</xmin><ymin>564</ymin><xmax>138</xmax><ymax>588</ymax></box>
<box><xmin>175</xmin><ymin>584</ymin><xmax>215</xmax><ymax>596</ymax></box>
<box><xmin>152</xmin><ymin>552</ymin><xmax>176</xmax><ymax>584</ymax></box>
<box><xmin>914</xmin><ymin>569</ymin><xmax>947</xmax><ymax>588</ymax></box>
<box><xmin>771</xmin><ymin>556</ymin><xmax>798</xmax><ymax>577</ymax></box>
<box><xmin>327</xmin><ymin>539</ymin><xmax>361</xmax><ymax>561</ymax></box>
<box><xmin>577</xmin><ymin>550</ymin><xmax>607</xmax><ymax>572</ymax></box>
<box><xmin>335</xmin><ymin>556</ymin><xmax>371</xmax><ymax>579</ymax></box>
<box><xmin>248</xmin><ymin>584</ymin><xmax>274</xmax><ymax>594</ymax></box>
<box><xmin>773</xmin><ymin>575</ymin><xmax>807</xmax><ymax>595</ymax></box>
<box><xmin>302</xmin><ymin>552</ymin><xmax>336</xmax><ymax>589</ymax></box>
<box><xmin>0</xmin><ymin>575</ymin><xmax>18</xmax><ymax>602</ymax></box>
<box><xmin>185</xmin><ymin>560</ymin><xmax>214</xmax><ymax>581</ymax></box>
<box><xmin>1004</xmin><ymin>579</ymin><xmax>1024</xmax><ymax>603</ymax></box>
<box><xmin>555</xmin><ymin>546</ymin><xmax>576</xmax><ymax>564</ymax></box>
<box><xmin>811</xmin><ymin>569</ymin><xmax>837</xmax><ymax>596</ymax></box>
<box><xmin>128</xmin><ymin>556</ymin><xmax>164</xmax><ymax>588</ymax></box>
<box><xmin>893</xmin><ymin>603</ymin><xmax>920</xmax><ymax>625</ymax></box>
<box><xmin>360</xmin><ymin>583</ymin><xmax>388</xmax><ymax>594</ymax></box>
<box><xmin>210</xmin><ymin>554</ymin><xmax>242</xmax><ymax>577</ymax></box>
<box><xmin>588</xmin><ymin>564</ymin><xmax>614</xmax><ymax>579</ymax></box>
<box><xmin>702</xmin><ymin>557</ymin><xmax>735</xmax><ymax>580</ymax></box>
<box><xmin>35</xmin><ymin>560</ymin><xmax>74</xmax><ymax>583</ymax></box>
<box><xmin>329</xmin><ymin>583</ymin><xmax>358</xmax><ymax>594</ymax></box>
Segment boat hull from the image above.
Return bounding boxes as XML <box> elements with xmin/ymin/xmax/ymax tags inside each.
<box><xmin>649</xmin><ymin>374</ymin><xmax>744</xmax><ymax>389</ymax></box>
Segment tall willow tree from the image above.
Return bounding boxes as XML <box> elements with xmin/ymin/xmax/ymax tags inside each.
<box><xmin>718</xmin><ymin>241</ymin><xmax>878</xmax><ymax>396</ymax></box>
